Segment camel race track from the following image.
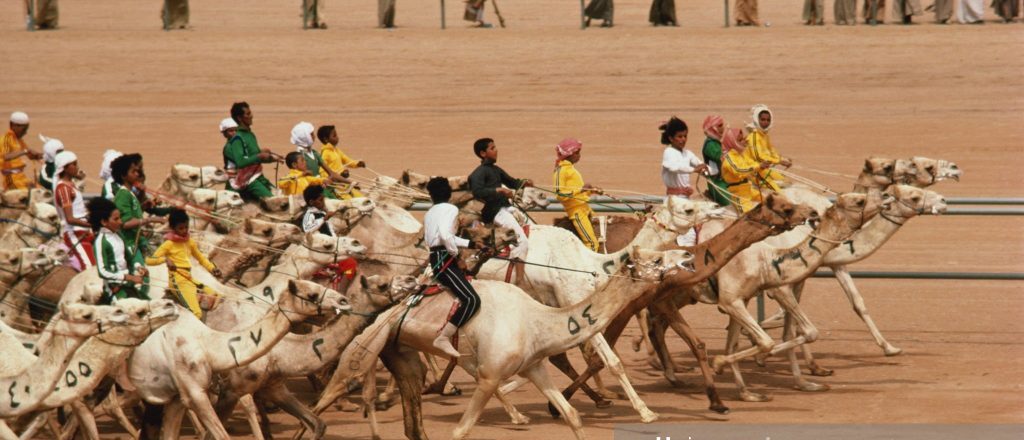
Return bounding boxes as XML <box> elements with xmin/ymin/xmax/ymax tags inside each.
<box><xmin>1</xmin><ymin>0</ymin><xmax>1022</xmax><ymax>439</ymax></box>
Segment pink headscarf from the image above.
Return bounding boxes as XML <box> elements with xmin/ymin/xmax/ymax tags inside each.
<box><xmin>555</xmin><ymin>138</ymin><xmax>582</xmax><ymax>164</ymax></box>
<box><xmin>721</xmin><ymin>128</ymin><xmax>747</xmax><ymax>160</ymax></box>
<box><xmin>702</xmin><ymin>115</ymin><xmax>725</xmax><ymax>141</ymax></box>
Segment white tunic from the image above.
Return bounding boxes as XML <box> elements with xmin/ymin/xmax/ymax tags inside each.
<box><xmin>661</xmin><ymin>147</ymin><xmax>704</xmax><ymax>191</ymax></box>
<box><xmin>424</xmin><ymin>203</ymin><xmax>469</xmax><ymax>255</ymax></box>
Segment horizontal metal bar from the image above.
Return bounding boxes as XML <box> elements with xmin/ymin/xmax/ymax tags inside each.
<box><xmin>560</xmin><ymin>196</ymin><xmax>1024</xmax><ymax>206</ymax></box>
<box><xmin>812</xmin><ymin>271</ymin><xmax>1024</xmax><ymax>280</ymax></box>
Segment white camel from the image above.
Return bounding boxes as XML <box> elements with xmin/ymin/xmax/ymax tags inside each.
<box><xmin>310</xmin><ymin>247</ymin><xmax>693</xmax><ymax>440</ymax></box>
<box><xmin>5</xmin><ymin>299</ymin><xmax>179</xmax><ymax>440</ymax></box>
<box><xmin>158</xmin><ymin>164</ymin><xmax>228</xmax><ymax>198</ymax></box>
<box><xmin>471</xmin><ymin>196</ymin><xmax>724</xmax><ymax>422</ymax></box>
<box><xmin>0</xmin><ymin>202</ymin><xmax>59</xmax><ymax>251</ymax></box>
<box><xmin>127</xmin><ymin>279</ymin><xmax>349</xmax><ymax>440</ymax></box>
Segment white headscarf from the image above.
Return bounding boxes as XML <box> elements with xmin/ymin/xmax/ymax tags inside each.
<box><xmin>54</xmin><ymin>151</ymin><xmax>78</xmax><ymax>178</ymax></box>
<box><xmin>99</xmin><ymin>149</ymin><xmax>124</xmax><ymax>180</ymax></box>
<box><xmin>39</xmin><ymin>135</ymin><xmax>65</xmax><ymax>163</ymax></box>
<box><xmin>219</xmin><ymin>117</ymin><xmax>238</xmax><ymax>133</ymax></box>
<box><xmin>10</xmin><ymin>112</ymin><xmax>29</xmax><ymax>125</ymax></box>
<box><xmin>290</xmin><ymin>122</ymin><xmax>315</xmax><ymax>150</ymax></box>
<box><xmin>748</xmin><ymin>104</ymin><xmax>774</xmax><ymax>132</ymax></box>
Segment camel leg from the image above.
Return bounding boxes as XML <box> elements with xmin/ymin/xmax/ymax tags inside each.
<box><xmin>546</xmin><ymin>353</ymin><xmax>612</xmax><ymax>409</ymax></box>
<box><xmin>559</xmin><ymin>308</ymin><xmax>636</xmax><ymax>402</ymax></box>
<box><xmin>651</xmin><ymin>302</ymin><xmax>729</xmax><ymax>414</ymax></box>
<box><xmin>721</xmin><ymin>318</ymin><xmax>770</xmax><ymax>402</ymax></box>
<box><xmin>832</xmin><ymin>265</ymin><xmax>902</xmax><ymax>355</ymax></box>
<box><xmin>236</xmin><ymin>394</ymin><xmax>266</xmax><ymax>440</ymax></box>
<box><xmin>261</xmin><ymin>382</ymin><xmax>326</xmax><ymax>440</ymax></box>
<box><xmin>16</xmin><ymin>413</ymin><xmax>46</xmax><ymax>440</ymax></box>
<box><xmin>377</xmin><ymin>373</ymin><xmax>398</xmax><ymax>410</ymax></box>
<box><xmin>1</xmin><ymin>421</ymin><xmax>19</xmax><ymax>440</ymax></box>
<box><xmin>379</xmin><ymin>346</ymin><xmax>428</xmax><ymax>440</ymax></box>
<box><xmin>159</xmin><ymin>401</ymin><xmax>186</xmax><ymax>440</ymax></box>
<box><xmin>105</xmin><ymin>389</ymin><xmax>140</xmax><ymax>438</ymax></box>
<box><xmin>360</xmin><ymin>369</ymin><xmax>383</xmax><ymax>440</ymax></box>
<box><xmin>139</xmin><ymin>403</ymin><xmax>163</xmax><ymax>440</ymax></box>
<box><xmin>450</xmin><ymin>376</ymin><xmax>500</xmax><ymax>440</ymax></box>
<box><xmin>187</xmin><ymin>409</ymin><xmax>207</xmax><ymax>439</ymax></box>
<box><xmin>630</xmin><ymin>311</ymin><xmax>646</xmax><ymax>353</ymax></box>
<box><xmin>587</xmin><ymin>334</ymin><xmax>658</xmax><ymax>423</ymax></box>
<box><xmin>176</xmin><ymin>378</ymin><xmax>229</xmax><ymax>440</ymax></box>
<box><xmin>646</xmin><ymin>310</ymin><xmax>681</xmax><ymax>386</ymax></box>
<box><xmin>712</xmin><ymin>299</ymin><xmax>776</xmax><ymax>371</ymax></box>
<box><xmin>452</xmin><ymin>358</ymin><xmax>529</xmax><ymax>425</ymax></box>
<box><xmin>790</xmin><ymin>281</ymin><xmax>834</xmax><ymax>377</ymax></box>
<box><xmin>69</xmin><ymin>401</ymin><xmax>100</xmax><ymax>440</ymax></box>
<box><xmin>522</xmin><ymin>363</ymin><xmax>586</xmax><ymax>440</ymax></box>
<box><xmin>781</xmin><ymin>303</ymin><xmax>829</xmax><ymax>392</ymax></box>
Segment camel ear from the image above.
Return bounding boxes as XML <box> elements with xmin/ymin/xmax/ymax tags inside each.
<box><xmin>359</xmin><ymin>275</ymin><xmax>368</xmax><ymax>290</ymax></box>
<box><xmin>764</xmin><ymin>193</ymin><xmax>776</xmax><ymax>210</ymax></box>
<box><xmin>288</xmin><ymin>280</ymin><xmax>298</xmax><ymax>296</ymax></box>
<box><xmin>243</xmin><ymin>219</ymin><xmax>253</xmax><ymax>234</ymax></box>
<box><xmin>863</xmin><ymin>159</ymin><xmax>873</xmax><ymax>173</ymax></box>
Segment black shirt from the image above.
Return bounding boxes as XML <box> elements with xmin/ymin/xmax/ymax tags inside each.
<box><xmin>468</xmin><ymin>160</ymin><xmax>525</xmax><ymax>223</ymax></box>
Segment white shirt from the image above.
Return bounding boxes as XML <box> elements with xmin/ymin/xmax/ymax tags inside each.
<box><xmin>302</xmin><ymin>206</ymin><xmax>336</xmax><ymax>236</ymax></box>
<box><xmin>424</xmin><ymin>203</ymin><xmax>469</xmax><ymax>255</ymax></box>
<box><xmin>661</xmin><ymin>147</ymin><xmax>704</xmax><ymax>190</ymax></box>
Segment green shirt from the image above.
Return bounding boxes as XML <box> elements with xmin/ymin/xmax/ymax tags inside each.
<box><xmin>702</xmin><ymin>137</ymin><xmax>723</xmax><ymax>178</ymax></box>
<box><xmin>38</xmin><ymin>162</ymin><xmax>55</xmax><ymax>190</ymax></box>
<box><xmin>223</xmin><ymin>126</ymin><xmax>262</xmax><ymax>169</ymax></box>
<box><xmin>302</xmin><ymin>149</ymin><xmax>325</xmax><ymax>177</ymax></box>
<box><xmin>114</xmin><ymin>186</ymin><xmax>144</xmax><ymax>247</ymax></box>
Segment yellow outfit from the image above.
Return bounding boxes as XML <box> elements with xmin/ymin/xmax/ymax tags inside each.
<box><xmin>145</xmin><ymin>238</ymin><xmax>219</xmax><ymax>319</ymax></box>
<box><xmin>744</xmin><ymin>129</ymin><xmax>785</xmax><ymax>191</ymax></box>
<box><xmin>319</xmin><ymin>143</ymin><xmax>364</xmax><ymax>199</ymax></box>
<box><xmin>554</xmin><ymin>160</ymin><xmax>599</xmax><ymax>252</ymax></box>
<box><xmin>1</xmin><ymin>130</ymin><xmax>32</xmax><ymax>190</ymax></box>
<box><xmin>278</xmin><ymin>169</ymin><xmax>327</xmax><ymax>196</ymax></box>
<box><xmin>722</xmin><ymin>150</ymin><xmax>764</xmax><ymax>213</ymax></box>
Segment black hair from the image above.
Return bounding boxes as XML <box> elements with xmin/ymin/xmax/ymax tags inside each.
<box><xmin>87</xmin><ymin>197</ymin><xmax>117</xmax><ymax>232</ymax></box>
<box><xmin>285</xmin><ymin>152</ymin><xmax>303</xmax><ymax>169</ymax></box>
<box><xmin>316</xmin><ymin>125</ymin><xmax>335</xmax><ymax>144</ymax></box>
<box><xmin>110</xmin><ymin>153</ymin><xmax>143</xmax><ymax>185</ymax></box>
<box><xmin>230</xmin><ymin>102</ymin><xmax>250</xmax><ymax>124</ymax></box>
<box><xmin>659</xmin><ymin>117</ymin><xmax>688</xmax><ymax>145</ymax></box>
<box><xmin>303</xmin><ymin>184</ymin><xmax>325</xmax><ymax>205</ymax></box>
<box><xmin>168</xmin><ymin>209</ymin><xmax>189</xmax><ymax>228</ymax></box>
<box><xmin>426</xmin><ymin>177</ymin><xmax>452</xmax><ymax>204</ymax></box>
<box><xmin>473</xmin><ymin>138</ymin><xmax>494</xmax><ymax>159</ymax></box>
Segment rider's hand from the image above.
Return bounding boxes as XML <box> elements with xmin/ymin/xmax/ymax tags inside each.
<box><xmin>497</xmin><ymin>187</ymin><xmax>515</xmax><ymax>198</ymax></box>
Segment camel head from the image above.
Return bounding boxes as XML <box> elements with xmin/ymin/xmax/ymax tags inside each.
<box><xmin>448</xmin><ymin>175</ymin><xmax>469</xmax><ymax>190</ymax></box>
<box><xmin>517</xmin><ymin>187</ymin><xmax>552</xmax><ymax>210</ymax></box>
<box><xmin>400</xmin><ymin>170</ymin><xmax>431</xmax><ymax>188</ymax></box>
<box><xmin>893</xmin><ymin>159</ymin><xmax>918</xmax><ymax>183</ymax></box>
<box><xmin>201</xmin><ymin>165</ymin><xmax>229</xmax><ymax>184</ymax></box>
<box><xmin>40</xmin><ymin>241</ymin><xmax>69</xmax><ymax>265</ymax></box>
<box><xmin>326</xmin><ymin>197</ymin><xmax>377</xmax><ymax>215</ymax></box>
<box><xmin>169</xmin><ymin>164</ymin><xmax>204</xmax><ymax>187</ymax></box>
<box><xmin>302</xmin><ymin>233</ymin><xmax>368</xmax><ymax>264</ymax></box>
<box><xmin>860</xmin><ymin>157</ymin><xmax>901</xmax><ymax>188</ymax></box>
<box><xmin>259</xmin><ymin>195</ymin><xmax>292</xmax><ymax>213</ymax></box>
<box><xmin>355</xmin><ymin>274</ymin><xmax>419</xmax><ymax>310</ymax></box>
<box><xmin>883</xmin><ymin>185</ymin><xmax>948</xmax><ymax>219</ymax></box>
<box><xmin>463</xmin><ymin>224</ymin><xmax>518</xmax><ymax>250</ymax></box>
<box><xmin>0</xmin><ymin>250</ymin><xmax>22</xmax><ymax>283</ymax></box>
<box><xmin>909</xmin><ymin>157</ymin><xmax>962</xmax><ymax>186</ymax></box>
<box><xmin>103</xmin><ymin>298</ymin><xmax>179</xmax><ymax>342</ymax></box>
<box><xmin>830</xmin><ymin>192</ymin><xmax>890</xmax><ymax>231</ymax></box>
<box><xmin>1</xmin><ymin>189</ymin><xmax>30</xmax><ymax>208</ymax></box>
<box><xmin>54</xmin><ymin>303</ymin><xmax>130</xmax><ymax>338</ymax></box>
<box><xmin>628</xmin><ymin>247</ymin><xmax>695</xmax><ymax>281</ymax></box>
<box><xmin>282</xmin><ymin>280</ymin><xmax>351</xmax><ymax>321</ymax></box>
<box><xmin>28</xmin><ymin>187</ymin><xmax>51</xmax><ymax>203</ymax></box>
<box><xmin>26</xmin><ymin>202</ymin><xmax>61</xmax><ymax>235</ymax></box>
<box><xmin>20</xmin><ymin>247</ymin><xmax>56</xmax><ymax>272</ymax></box>
<box><xmin>753</xmin><ymin>192</ymin><xmax>820</xmax><ymax>231</ymax></box>
<box><xmin>244</xmin><ymin>218</ymin><xmax>277</xmax><ymax>242</ymax></box>
<box><xmin>655</xmin><ymin>197</ymin><xmax>727</xmax><ymax>232</ymax></box>
<box><xmin>189</xmin><ymin>188</ymin><xmax>244</xmax><ymax>210</ymax></box>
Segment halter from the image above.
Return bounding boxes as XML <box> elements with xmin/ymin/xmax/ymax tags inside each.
<box><xmin>93</xmin><ymin>304</ymin><xmax>157</xmax><ymax>348</ymax></box>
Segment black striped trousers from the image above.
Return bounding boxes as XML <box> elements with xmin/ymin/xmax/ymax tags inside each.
<box><xmin>429</xmin><ymin>249</ymin><xmax>481</xmax><ymax>327</ymax></box>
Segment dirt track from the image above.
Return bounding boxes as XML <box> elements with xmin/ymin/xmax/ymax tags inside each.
<box><xmin>2</xmin><ymin>0</ymin><xmax>1022</xmax><ymax>438</ymax></box>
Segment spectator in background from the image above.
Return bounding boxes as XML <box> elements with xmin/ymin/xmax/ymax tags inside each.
<box><xmin>735</xmin><ymin>0</ymin><xmax>760</xmax><ymax>26</ymax></box>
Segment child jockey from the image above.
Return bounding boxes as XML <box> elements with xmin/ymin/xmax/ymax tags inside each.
<box><xmin>553</xmin><ymin>138</ymin><xmax>602</xmax><ymax>252</ymax></box>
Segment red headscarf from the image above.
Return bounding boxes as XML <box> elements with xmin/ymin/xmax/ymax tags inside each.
<box><xmin>555</xmin><ymin>138</ymin><xmax>582</xmax><ymax>164</ymax></box>
<box><xmin>721</xmin><ymin>128</ymin><xmax>747</xmax><ymax>160</ymax></box>
<box><xmin>702</xmin><ymin>115</ymin><xmax>725</xmax><ymax>141</ymax></box>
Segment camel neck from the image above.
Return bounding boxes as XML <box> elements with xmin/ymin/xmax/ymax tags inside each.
<box><xmin>0</xmin><ymin>332</ymin><xmax>87</xmax><ymax>416</ymax></box>
<box><xmin>202</xmin><ymin>300</ymin><xmax>295</xmax><ymax>372</ymax></box>
<box><xmin>42</xmin><ymin>337</ymin><xmax>132</xmax><ymax>407</ymax></box>
<box><xmin>823</xmin><ymin>208</ymin><xmax>906</xmax><ymax>266</ymax></box>
<box><xmin>273</xmin><ymin>313</ymin><xmax>375</xmax><ymax>377</ymax></box>
<box><xmin>768</xmin><ymin>208</ymin><xmax>858</xmax><ymax>285</ymax></box>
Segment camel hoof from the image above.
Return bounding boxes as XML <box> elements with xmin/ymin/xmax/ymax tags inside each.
<box><xmin>709</xmin><ymin>403</ymin><xmax>731</xmax><ymax>414</ymax></box>
<box><xmin>647</xmin><ymin>357</ymin><xmax>664</xmax><ymax>370</ymax></box>
<box><xmin>597</xmin><ymin>389</ymin><xmax>626</xmax><ymax>400</ymax></box>
<box><xmin>314</xmin><ymin>422</ymin><xmax>327</xmax><ymax>440</ymax></box>
<box><xmin>548</xmin><ymin>402</ymin><xmax>562</xmax><ymax>419</ymax></box>
<box><xmin>667</xmin><ymin>378</ymin><xmax>687</xmax><ymax>389</ymax></box>
<box><xmin>809</xmin><ymin>365</ymin><xmax>834</xmax><ymax>377</ymax></box>
<box><xmin>374</xmin><ymin>400</ymin><xmax>394</xmax><ymax>411</ymax></box>
<box><xmin>883</xmin><ymin>345</ymin><xmax>903</xmax><ymax>356</ymax></box>
<box><xmin>795</xmin><ymin>381</ymin><xmax>830</xmax><ymax>392</ymax></box>
<box><xmin>754</xmin><ymin>354</ymin><xmax>768</xmax><ymax>368</ymax></box>
<box><xmin>510</xmin><ymin>413</ymin><xmax>531</xmax><ymax>425</ymax></box>
<box><xmin>639</xmin><ymin>411</ymin><xmax>659</xmax><ymax>423</ymax></box>
<box><xmin>711</xmin><ymin>356</ymin><xmax>728</xmax><ymax>374</ymax></box>
<box><xmin>739</xmin><ymin>390</ymin><xmax>772</xmax><ymax>402</ymax></box>
<box><xmin>594</xmin><ymin>399</ymin><xmax>613</xmax><ymax>409</ymax></box>
<box><xmin>444</xmin><ymin>385</ymin><xmax>463</xmax><ymax>396</ymax></box>
<box><xmin>631</xmin><ymin>337</ymin><xmax>643</xmax><ymax>352</ymax></box>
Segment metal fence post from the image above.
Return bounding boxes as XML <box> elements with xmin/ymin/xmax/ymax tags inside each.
<box><xmin>724</xmin><ymin>0</ymin><xmax>730</xmax><ymax>27</ymax></box>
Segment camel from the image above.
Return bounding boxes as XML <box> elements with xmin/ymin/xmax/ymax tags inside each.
<box><xmin>207</xmin><ymin>274</ymin><xmax>419</xmax><ymax>440</ymax></box>
<box><xmin>5</xmin><ymin>299</ymin><xmax>179</xmax><ymax>440</ymax></box>
<box><xmin>0</xmin><ymin>188</ymin><xmax>51</xmax><ymax>234</ymax></box>
<box><xmin>343</xmin><ymin>202</ymin><xmax>426</xmax><ymax>276</ymax></box>
<box><xmin>469</xmin><ymin>196</ymin><xmax>725</xmax><ymax>422</ymax></box>
<box><xmin>201</xmin><ymin>218</ymin><xmax>303</xmax><ymax>286</ymax></box>
<box><xmin>0</xmin><ymin>302</ymin><xmax>131</xmax><ymax>418</ymax></box>
<box><xmin>0</xmin><ymin>246</ymin><xmax>68</xmax><ymax>328</ymax></box>
<box><xmin>158</xmin><ymin>164</ymin><xmax>228</xmax><ymax>199</ymax></box>
<box><xmin>544</xmin><ymin>192</ymin><xmax>818</xmax><ymax>414</ymax></box>
<box><xmin>0</xmin><ymin>202</ymin><xmax>59</xmax><ymax>251</ymax></box>
<box><xmin>127</xmin><ymin>279</ymin><xmax>349</xmax><ymax>440</ymax></box>
<box><xmin>309</xmin><ymin>247</ymin><xmax>694</xmax><ymax>440</ymax></box>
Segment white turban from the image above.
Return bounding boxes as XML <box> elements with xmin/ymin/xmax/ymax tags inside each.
<box><xmin>10</xmin><ymin>112</ymin><xmax>29</xmax><ymax>125</ymax></box>
<box><xmin>290</xmin><ymin>122</ymin><xmax>315</xmax><ymax>150</ymax></box>
<box><xmin>748</xmin><ymin>104</ymin><xmax>774</xmax><ymax>132</ymax></box>
<box><xmin>54</xmin><ymin>151</ymin><xmax>78</xmax><ymax>178</ymax></box>
<box><xmin>99</xmin><ymin>149</ymin><xmax>124</xmax><ymax>180</ymax></box>
<box><xmin>219</xmin><ymin>117</ymin><xmax>238</xmax><ymax>133</ymax></box>
<box><xmin>39</xmin><ymin>135</ymin><xmax>65</xmax><ymax>163</ymax></box>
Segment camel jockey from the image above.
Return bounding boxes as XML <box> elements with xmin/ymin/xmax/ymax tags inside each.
<box><xmin>744</xmin><ymin>104</ymin><xmax>792</xmax><ymax>191</ymax></box>
<box><xmin>37</xmin><ymin>135</ymin><xmax>64</xmax><ymax>191</ymax></box>
<box><xmin>110</xmin><ymin>153</ymin><xmax>168</xmax><ymax>297</ymax></box>
<box><xmin>659</xmin><ymin>117</ymin><xmax>708</xmax><ymax>246</ymax></box>
<box><xmin>278</xmin><ymin>152</ymin><xmax>350</xmax><ymax>196</ymax></box>
<box><xmin>303</xmin><ymin>184</ymin><xmax>358</xmax><ymax>293</ymax></box>
<box><xmin>223</xmin><ymin>102</ymin><xmax>281</xmax><ymax>201</ymax></box>
<box><xmin>468</xmin><ymin>137</ymin><xmax>532</xmax><ymax>259</ymax></box>
<box><xmin>145</xmin><ymin>209</ymin><xmax>223</xmax><ymax>320</ymax></box>
<box><xmin>722</xmin><ymin>127</ymin><xmax>771</xmax><ymax>213</ymax></box>
<box><xmin>53</xmin><ymin>151</ymin><xmax>96</xmax><ymax>270</ymax></box>
<box><xmin>87</xmin><ymin>197</ymin><xmax>148</xmax><ymax>304</ymax></box>
<box><xmin>290</xmin><ymin>121</ymin><xmax>354</xmax><ymax>199</ymax></box>
<box><xmin>2</xmin><ymin>112</ymin><xmax>42</xmax><ymax>190</ymax></box>
<box><xmin>553</xmin><ymin>138</ymin><xmax>602</xmax><ymax>252</ymax></box>
<box><xmin>425</xmin><ymin>177</ymin><xmax>486</xmax><ymax>358</ymax></box>
<box><xmin>316</xmin><ymin>125</ymin><xmax>366</xmax><ymax>199</ymax></box>
<box><xmin>700</xmin><ymin>114</ymin><xmax>732</xmax><ymax>206</ymax></box>
<box><xmin>99</xmin><ymin>149</ymin><xmax>124</xmax><ymax>201</ymax></box>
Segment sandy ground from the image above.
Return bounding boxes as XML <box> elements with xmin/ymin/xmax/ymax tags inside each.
<box><xmin>2</xmin><ymin>0</ymin><xmax>1022</xmax><ymax>438</ymax></box>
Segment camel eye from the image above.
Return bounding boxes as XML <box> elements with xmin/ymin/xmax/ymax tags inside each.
<box><xmin>926</xmin><ymin>166</ymin><xmax>934</xmax><ymax>172</ymax></box>
<box><xmin>684</xmin><ymin>209</ymin><xmax>694</xmax><ymax>215</ymax></box>
<box><xmin>857</xmin><ymin>200</ymin><xmax>865</xmax><ymax>207</ymax></box>
<box><xmin>912</xmin><ymin>197</ymin><xmax>920</xmax><ymax>203</ymax></box>
<box><xmin>82</xmin><ymin>313</ymin><xmax>93</xmax><ymax>320</ymax></box>
<box><xmin>137</xmin><ymin>310</ymin><xmax>147</xmax><ymax>318</ymax></box>
<box><xmin>784</xmin><ymin>208</ymin><xmax>793</xmax><ymax>216</ymax></box>
<box><xmin>884</xmin><ymin>165</ymin><xmax>893</xmax><ymax>172</ymax></box>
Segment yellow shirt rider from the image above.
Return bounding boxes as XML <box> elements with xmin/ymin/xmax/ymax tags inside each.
<box><xmin>315</xmin><ymin>125</ymin><xmax>364</xmax><ymax>199</ymax></box>
<box><xmin>1</xmin><ymin>112</ymin><xmax>42</xmax><ymax>190</ymax></box>
<box><xmin>722</xmin><ymin>128</ymin><xmax>772</xmax><ymax>213</ymax></box>
<box><xmin>744</xmin><ymin>104</ymin><xmax>792</xmax><ymax>192</ymax></box>
<box><xmin>553</xmin><ymin>138</ymin><xmax>600</xmax><ymax>252</ymax></box>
